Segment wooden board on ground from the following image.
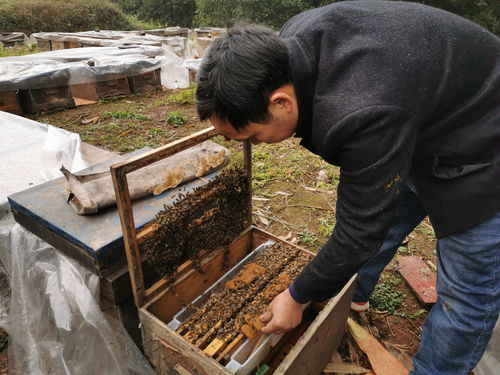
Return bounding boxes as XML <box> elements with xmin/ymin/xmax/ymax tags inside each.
<box><xmin>395</xmin><ymin>256</ymin><xmax>437</xmax><ymax>305</ymax></box>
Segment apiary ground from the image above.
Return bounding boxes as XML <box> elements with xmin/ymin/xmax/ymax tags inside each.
<box><xmin>19</xmin><ymin>87</ymin><xmax>440</xmax><ymax>371</ymax></box>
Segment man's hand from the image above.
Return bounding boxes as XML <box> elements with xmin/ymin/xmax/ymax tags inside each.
<box><xmin>259</xmin><ymin>289</ymin><xmax>304</xmax><ymax>334</ymax></box>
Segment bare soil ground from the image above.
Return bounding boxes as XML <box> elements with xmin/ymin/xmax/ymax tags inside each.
<box><xmin>14</xmin><ymin>87</ymin><xmax>439</xmax><ymax>371</ymax></box>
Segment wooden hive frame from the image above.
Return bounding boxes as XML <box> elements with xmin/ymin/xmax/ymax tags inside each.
<box><xmin>110</xmin><ymin>127</ymin><xmax>356</xmax><ymax>375</ymax></box>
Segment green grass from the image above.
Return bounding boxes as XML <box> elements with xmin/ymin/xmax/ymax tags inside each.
<box><xmin>0</xmin><ymin>44</ymin><xmax>37</xmax><ymax>57</ymax></box>
<box><xmin>165</xmin><ymin>111</ymin><xmax>186</xmax><ymax>126</ymax></box>
<box><xmin>166</xmin><ymin>86</ymin><xmax>196</xmax><ymax>105</ymax></box>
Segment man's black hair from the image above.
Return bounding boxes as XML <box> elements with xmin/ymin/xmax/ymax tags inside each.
<box><xmin>196</xmin><ymin>26</ymin><xmax>292</xmax><ymax>130</ymax></box>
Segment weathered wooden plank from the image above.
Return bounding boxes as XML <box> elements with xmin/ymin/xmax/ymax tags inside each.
<box><xmin>112</xmin><ymin>127</ymin><xmax>218</xmax><ymax>175</ymax></box>
<box><xmin>273</xmin><ymin>274</ymin><xmax>357</xmax><ymax>375</ymax></box>
<box><xmin>396</xmin><ymin>256</ymin><xmax>437</xmax><ymax>305</ymax></box>
<box><xmin>110</xmin><ymin>168</ymin><xmax>146</xmax><ymax>307</ymax></box>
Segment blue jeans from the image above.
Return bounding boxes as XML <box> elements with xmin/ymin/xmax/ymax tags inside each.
<box><xmin>353</xmin><ymin>181</ymin><xmax>500</xmax><ymax>375</ymax></box>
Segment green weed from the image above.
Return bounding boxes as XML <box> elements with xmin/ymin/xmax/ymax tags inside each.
<box><xmin>297</xmin><ymin>229</ymin><xmax>317</xmax><ymax>246</ymax></box>
<box><xmin>318</xmin><ymin>217</ymin><xmax>335</xmax><ymax>237</ymax></box>
<box><xmin>409</xmin><ymin>309</ymin><xmax>427</xmax><ymax>319</ymax></box>
<box><xmin>165</xmin><ymin>111</ymin><xmax>186</xmax><ymax>126</ymax></box>
<box><xmin>149</xmin><ymin>127</ymin><xmax>165</xmax><ymax>136</ymax></box>
<box><xmin>102</xmin><ymin>122</ymin><xmax>121</xmax><ymax>130</ymax></box>
<box><xmin>370</xmin><ymin>276</ymin><xmax>406</xmax><ymax>313</ymax></box>
<box><xmin>166</xmin><ymin>86</ymin><xmax>196</xmax><ymax>104</ymax></box>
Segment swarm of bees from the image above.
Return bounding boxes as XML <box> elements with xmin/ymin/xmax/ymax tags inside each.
<box><xmin>144</xmin><ymin>166</ymin><xmax>251</xmax><ymax>279</ymax></box>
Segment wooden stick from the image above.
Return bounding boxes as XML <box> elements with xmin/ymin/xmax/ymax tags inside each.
<box><xmin>204</xmin><ymin>338</ymin><xmax>226</xmax><ymax>357</ymax></box>
<box><xmin>216</xmin><ymin>333</ymin><xmax>246</xmax><ymax>362</ymax></box>
<box><xmin>196</xmin><ymin>320</ymin><xmax>222</xmax><ymax>348</ymax></box>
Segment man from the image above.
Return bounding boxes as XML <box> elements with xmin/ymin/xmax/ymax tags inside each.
<box><xmin>196</xmin><ymin>1</ymin><xmax>499</xmax><ymax>374</ymax></box>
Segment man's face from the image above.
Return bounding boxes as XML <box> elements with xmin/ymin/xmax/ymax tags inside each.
<box><xmin>210</xmin><ymin>116</ymin><xmax>295</xmax><ymax>145</ymax></box>
<box><xmin>210</xmin><ymin>87</ymin><xmax>299</xmax><ymax>145</ymax></box>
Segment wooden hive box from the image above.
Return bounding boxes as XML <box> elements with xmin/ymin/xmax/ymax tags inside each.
<box><xmin>71</xmin><ymin>75</ymin><xmax>131</xmax><ymax>105</ymax></box>
<box><xmin>0</xmin><ymin>90</ymin><xmax>23</xmax><ymax>115</ymax></box>
<box><xmin>111</xmin><ymin>127</ymin><xmax>356</xmax><ymax>375</ymax></box>
<box><xmin>50</xmin><ymin>40</ymin><xmax>66</xmax><ymax>50</ymax></box>
<box><xmin>35</xmin><ymin>38</ymin><xmax>51</xmax><ymax>51</ymax></box>
<box><xmin>63</xmin><ymin>41</ymin><xmax>83</xmax><ymax>49</ymax></box>
<box><xmin>19</xmin><ymin>85</ymin><xmax>75</xmax><ymax>114</ymax></box>
<box><xmin>127</xmin><ymin>69</ymin><xmax>162</xmax><ymax>94</ymax></box>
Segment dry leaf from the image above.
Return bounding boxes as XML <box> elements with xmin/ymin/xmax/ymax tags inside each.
<box><xmin>348</xmin><ymin>318</ymin><xmax>408</xmax><ymax>375</ymax></box>
<box><xmin>81</xmin><ymin>116</ymin><xmax>99</xmax><ymax>125</ymax></box>
<box><xmin>278</xmin><ymin>231</ymin><xmax>292</xmax><ymax>241</ymax></box>
<box><xmin>252</xmin><ymin>196</ymin><xmax>270</xmax><ymax>201</ymax></box>
<box><xmin>274</xmin><ymin>190</ymin><xmax>293</xmax><ymax>196</ymax></box>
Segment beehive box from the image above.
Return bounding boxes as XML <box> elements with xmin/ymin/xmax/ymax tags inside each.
<box><xmin>71</xmin><ymin>75</ymin><xmax>131</xmax><ymax>105</ymax></box>
<box><xmin>0</xmin><ymin>90</ymin><xmax>23</xmax><ymax>115</ymax></box>
<box><xmin>111</xmin><ymin>127</ymin><xmax>356</xmax><ymax>375</ymax></box>
<box><xmin>127</xmin><ymin>69</ymin><xmax>162</xmax><ymax>94</ymax></box>
<box><xmin>19</xmin><ymin>85</ymin><xmax>75</xmax><ymax>113</ymax></box>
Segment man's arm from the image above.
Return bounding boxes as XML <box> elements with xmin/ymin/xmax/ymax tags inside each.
<box><xmin>261</xmin><ymin>105</ymin><xmax>420</xmax><ymax>332</ymax></box>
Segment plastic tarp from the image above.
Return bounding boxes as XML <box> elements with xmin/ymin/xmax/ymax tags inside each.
<box><xmin>8</xmin><ymin>224</ymin><xmax>155</xmax><ymax>375</ymax></box>
<box><xmin>0</xmin><ymin>46</ymin><xmax>168</xmax><ymax>90</ymax></box>
<box><xmin>0</xmin><ymin>111</ymin><xmax>88</xmax><ymax>213</ymax></box>
<box><xmin>1</xmin><ymin>113</ymin><xmax>155</xmax><ymax>373</ymax></box>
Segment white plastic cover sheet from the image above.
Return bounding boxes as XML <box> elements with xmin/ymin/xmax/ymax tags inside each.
<box><xmin>0</xmin><ymin>44</ymin><xmax>193</xmax><ymax>90</ymax></box>
<box><xmin>8</xmin><ymin>224</ymin><xmax>155</xmax><ymax>375</ymax></box>
<box><xmin>0</xmin><ymin>111</ymin><xmax>88</xmax><ymax>211</ymax></box>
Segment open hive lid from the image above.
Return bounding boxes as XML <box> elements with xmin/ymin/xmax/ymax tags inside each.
<box><xmin>111</xmin><ymin>127</ymin><xmax>253</xmax><ymax>308</ymax></box>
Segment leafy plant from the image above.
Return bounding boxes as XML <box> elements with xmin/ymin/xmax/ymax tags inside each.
<box><xmin>297</xmin><ymin>229</ymin><xmax>317</xmax><ymax>246</ymax></box>
<box><xmin>0</xmin><ymin>0</ymin><xmax>135</xmax><ymax>34</ymax></box>
<box><xmin>140</xmin><ymin>0</ymin><xmax>196</xmax><ymax>27</ymax></box>
<box><xmin>370</xmin><ymin>277</ymin><xmax>406</xmax><ymax>313</ymax></box>
<box><xmin>167</xmin><ymin>87</ymin><xmax>196</xmax><ymax>105</ymax></box>
<box><xmin>165</xmin><ymin>111</ymin><xmax>186</xmax><ymax>126</ymax></box>
<box><xmin>148</xmin><ymin>127</ymin><xmax>165</xmax><ymax>136</ymax></box>
<box><xmin>317</xmin><ymin>217</ymin><xmax>335</xmax><ymax>237</ymax></box>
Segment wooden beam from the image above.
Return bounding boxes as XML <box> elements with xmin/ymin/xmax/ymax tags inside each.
<box><xmin>110</xmin><ymin>169</ymin><xmax>145</xmax><ymax>307</ymax></box>
<box><xmin>112</xmin><ymin>126</ymin><xmax>218</xmax><ymax>174</ymax></box>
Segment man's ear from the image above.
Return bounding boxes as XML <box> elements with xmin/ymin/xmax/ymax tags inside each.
<box><xmin>269</xmin><ymin>85</ymin><xmax>295</xmax><ymax>113</ymax></box>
